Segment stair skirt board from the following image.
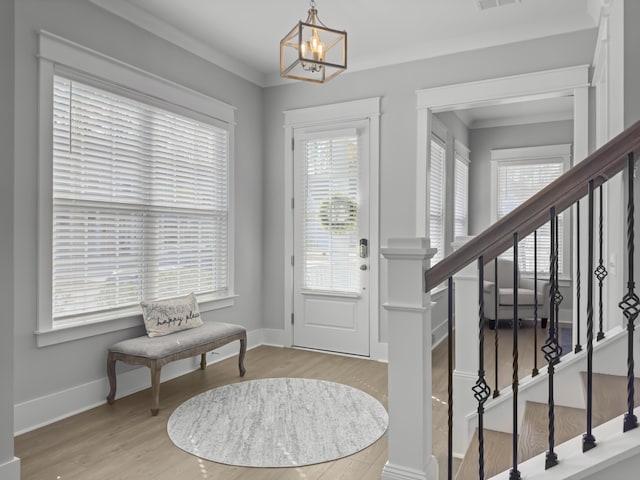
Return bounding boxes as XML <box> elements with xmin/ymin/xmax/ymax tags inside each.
<box><xmin>457</xmin><ymin>374</ymin><xmax>640</xmax><ymax>479</ymax></box>
<box><xmin>490</xmin><ymin>405</ymin><xmax>640</xmax><ymax>480</ymax></box>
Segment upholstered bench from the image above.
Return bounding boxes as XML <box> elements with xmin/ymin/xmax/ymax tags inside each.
<box><xmin>106</xmin><ymin>322</ymin><xmax>246</xmax><ymax>415</ymax></box>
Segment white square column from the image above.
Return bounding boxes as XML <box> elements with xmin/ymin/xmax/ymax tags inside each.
<box><xmin>451</xmin><ymin>237</ymin><xmax>481</xmax><ymax>458</ymax></box>
<box><xmin>381</xmin><ymin>238</ymin><xmax>438</xmax><ymax>480</ymax></box>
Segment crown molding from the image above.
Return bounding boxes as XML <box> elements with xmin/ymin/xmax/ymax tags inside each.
<box><xmin>89</xmin><ymin>0</ymin><xmax>266</xmax><ymax>86</ymax></box>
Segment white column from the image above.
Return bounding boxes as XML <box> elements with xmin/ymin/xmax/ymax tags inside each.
<box><xmin>381</xmin><ymin>238</ymin><xmax>438</xmax><ymax>480</ymax></box>
<box><xmin>451</xmin><ymin>236</ymin><xmax>480</xmax><ymax>458</ymax></box>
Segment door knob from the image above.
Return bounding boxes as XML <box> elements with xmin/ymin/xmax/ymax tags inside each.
<box><xmin>360</xmin><ymin>264</ymin><xmax>368</xmax><ymax>271</ymax></box>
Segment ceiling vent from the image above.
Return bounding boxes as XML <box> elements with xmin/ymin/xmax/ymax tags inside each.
<box><xmin>475</xmin><ymin>0</ymin><xmax>521</xmax><ymax>10</ymax></box>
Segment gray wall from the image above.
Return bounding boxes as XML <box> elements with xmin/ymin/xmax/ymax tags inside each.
<box><xmin>13</xmin><ymin>0</ymin><xmax>263</xmax><ymax>406</ymax></box>
<box><xmin>1</xmin><ymin>0</ymin><xmax>17</xmax><ymax>475</ymax></box>
<box><xmin>262</xmin><ymin>31</ymin><xmax>597</xmax><ymax>341</ymax></box>
<box><xmin>468</xmin><ymin>120</ymin><xmax>574</xmax><ymax>234</ymax></box>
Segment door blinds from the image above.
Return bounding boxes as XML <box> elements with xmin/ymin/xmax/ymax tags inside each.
<box><xmin>430</xmin><ymin>137</ymin><xmax>446</xmax><ymax>264</ymax></box>
<box><xmin>301</xmin><ymin>133</ymin><xmax>360</xmax><ymax>294</ymax></box>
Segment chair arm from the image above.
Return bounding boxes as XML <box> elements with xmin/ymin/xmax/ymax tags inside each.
<box><xmin>520</xmin><ymin>277</ymin><xmax>550</xmax><ymax>318</ymax></box>
<box><xmin>483</xmin><ymin>281</ymin><xmax>497</xmax><ymax>320</ymax></box>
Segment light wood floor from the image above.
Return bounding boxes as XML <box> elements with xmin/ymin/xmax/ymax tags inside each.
<box><xmin>15</xmin><ymin>325</ymin><xmax>552</xmax><ymax>480</ymax></box>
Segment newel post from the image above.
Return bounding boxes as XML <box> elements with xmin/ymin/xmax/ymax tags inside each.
<box><xmin>451</xmin><ymin>236</ymin><xmax>480</xmax><ymax>457</ymax></box>
<box><xmin>381</xmin><ymin>238</ymin><xmax>438</xmax><ymax>480</ymax></box>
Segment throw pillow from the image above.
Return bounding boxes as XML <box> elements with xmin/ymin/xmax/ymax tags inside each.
<box><xmin>140</xmin><ymin>292</ymin><xmax>203</xmax><ymax>337</ymax></box>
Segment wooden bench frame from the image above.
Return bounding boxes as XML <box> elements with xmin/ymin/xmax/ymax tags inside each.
<box><xmin>106</xmin><ymin>329</ymin><xmax>246</xmax><ymax>415</ymax></box>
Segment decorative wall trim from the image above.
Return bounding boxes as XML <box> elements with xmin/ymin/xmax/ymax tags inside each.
<box><xmin>39</xmin><ymin>30</ymin><xmax>236</xmax><ymax>124</ymax></box>
<box><xmin>382</xmin><ymin>303</ymin><xmax>429</xmax><ymax>314</ymax></box>
<box><xmin>381</xmin><ymin>461</ymin><xmax>437</xmax><ymax>480</ymax></box>
<box><xmin>0</xmin><ymin>458</ymin><xmax>20</xmax><ymax>480</ymax></box>
<box><xmin>416</xmin><ymin>65</ymin><xmax>589</xmax><ymax>111</ymax></box>
<box><xmin>88</xmin><ymin>0</ymin><xmax>265</xmax><ymax>87</ymax></box>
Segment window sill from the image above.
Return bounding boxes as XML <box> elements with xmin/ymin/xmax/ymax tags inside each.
<box><xmin>35</xmin><ymin>294</ymin><xmax>237</xmax><ymax>347</ymax></box>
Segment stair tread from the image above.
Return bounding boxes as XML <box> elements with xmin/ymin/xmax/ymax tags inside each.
<box><xmin>581</xmin><ymin>372</ymin><xmax>640</xmax><ymax>426</ymax></box>
<box><xmin>517</xmin><ymin>400</ymin><xmax>586</xmax><ymax>462</ymax></box>
<box><xmin>455</xmin><ymin>429</ymin><xmax>513</xmax><ymax>480</ymax></box>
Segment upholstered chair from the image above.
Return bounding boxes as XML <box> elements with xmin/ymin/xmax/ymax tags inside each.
<box><xmin>483</xmin><ymin>258</ymin><xmax>549</xmax><ymax>329</ymax></box>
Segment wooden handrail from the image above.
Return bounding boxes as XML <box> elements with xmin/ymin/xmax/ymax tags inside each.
<box><xmin>426</xmin><ymin>120</ymin><xmax>640</xmax><ymax>292</ymax></box>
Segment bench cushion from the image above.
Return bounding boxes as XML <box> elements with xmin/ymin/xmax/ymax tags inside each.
<box><xmin>109</xmin><ymin>322</ymin><xmax>246</xmax><ymax>359</ymax></box>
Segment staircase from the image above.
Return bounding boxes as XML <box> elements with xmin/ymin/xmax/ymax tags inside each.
<box><xmin>381</xmin><ymin>120</ymin><xmax>640</xmax><ymax>480</ymax></box>
<box><xmin>456</xmin><ymin>371</ymin><xmax>640</xmax><ymax>479</ymax></box>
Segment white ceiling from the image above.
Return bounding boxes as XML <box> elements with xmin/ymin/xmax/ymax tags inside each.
<box><xmin>91</xmin><ymin>0</ymin><xmax>598</xmax><ymax>87</ymax></box>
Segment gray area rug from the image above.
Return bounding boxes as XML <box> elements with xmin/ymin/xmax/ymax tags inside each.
<box><xmin>167</xmin><ymin>377</ymin><xmax>388</xmax><ymax>467</ymax></box>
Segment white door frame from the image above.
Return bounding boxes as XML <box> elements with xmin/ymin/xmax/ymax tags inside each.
<box><xmin>283</xmin><ymin>97</ymin><xmax>382</xmax><ymax>359</ymax></box>
<box><xmin>416</xmin><ymin>65</ymin><xmax>590</xmax><ymax>334</ymax></box>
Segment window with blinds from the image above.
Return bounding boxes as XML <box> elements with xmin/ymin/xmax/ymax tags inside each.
<box><xmin>429</xmin><ymin>137</ymin><xmax>446</xmax><ymax>264</ymax></box>
<box><xmin>302</xmin><ymin>133</ymin><xmax>360</xmax><ymax>293</ymax></box>
<box><xmin>496</xmin><ymin>160</ymin><xmax>565</xmax><ymax>273</ymax></box>
<box><xmin>454</xmin><ymin>154</ymin><xmax>469</xmax><ymax>239</ymax></box>
<box><xmin>52</xmin><ymin>75</ymin><xmax>229</xmax><ymax>322</ymax></box>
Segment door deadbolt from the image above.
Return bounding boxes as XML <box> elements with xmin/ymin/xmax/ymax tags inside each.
<box><xmin>359</xmin><ymin>238</ymin><xmax>368</xmax><ymax>258</ymax></box>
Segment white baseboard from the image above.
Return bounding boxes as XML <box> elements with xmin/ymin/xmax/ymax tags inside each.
<box><xmin>0</xmin><ymin>457</ymin><xmax>20</xmax><ymax>480</ymax></box>
<box><xmin>371</xmin><ymin>341</ymin><xmax>388</xmax><ymax>362</ymax></box>
<box><xmin>381</xmin><ymin>460</ymin><xmax>438</xmax><ymax>480</ymax></box>
<box><xmin>259</xmin><ymin>327</ymin><xmax>286</xmax><ymax>347</ymax></box>
<box><xmin>14</xmin><ymin>328</ymin><xmax>271</xmax><ymax>435</ymax></box>
<box><xmin>431</xmin><ymin>318</ymin><xmax>449</xmax><ymax>348</ymax></box>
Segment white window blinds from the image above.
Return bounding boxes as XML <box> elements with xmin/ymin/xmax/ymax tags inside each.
<box><xmin>496</xmin><ymin>160</ymin><xmax>565</xmax><ymax>273</ymax></box>
<box><xmin>454</xmin><ymin>154</ymin><xmax>469</xmax><ymax>239</ymax></box>
<box><xmin>302</xmin><ymin>133</ymin><xmax>360</xmax><ymax>293</ymax></box>
<box><xmin>52</xmin><ymin>76</ymin><xmax>229</xmax><ymax>321</ymax></box>
<box><xmin>430</xmin><ymin>137</ymin><xmax>446</xmax><ymax>264</ymax></box>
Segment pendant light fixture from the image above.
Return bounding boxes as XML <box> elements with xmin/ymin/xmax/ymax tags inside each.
<box><xmin>280</xmin><ymin>0</ymin><xmax>347</xmax><ymax>83</ymax></box>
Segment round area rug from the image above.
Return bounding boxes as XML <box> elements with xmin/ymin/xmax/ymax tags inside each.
<box><xmin>167</xmin><ymin>377</ymin><xmax>388</xmax><ymax>467</ymax></box>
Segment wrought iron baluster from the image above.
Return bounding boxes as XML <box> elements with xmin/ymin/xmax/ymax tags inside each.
<box><xmin>596</xmin><ymin>186</ymin><xmax>608</xmax><ymax>341</ymax></box>
<box><xmin>447</xmin><ymin>276</ymin><xmax>454</xmax><ymax>480</ymax></box>
<box><xmin>553</xmin><ymin>214</ymin><xmax>563</xmax><ymax>346</ymax></box>
<box><xmin>583</xmin><ymin>180</ymin><xmax>597</xmax><ymax>452</ymax></box>
<box><xmin>473</xmin><ymin>256</ymin><xmax>491</xmax><ymax>480</ymax></box>
<box><xmin>575</xmin><ymin>200</ymin><xmax>583</xmax><ymax>353</ymax></box>
<box><xmin>494</xmin><ymin>259</ymin><xmax>500</xmax><ymax>398</ymax></box>
<box><xmin>509</xmin><ymin>234</ymin><xmax>521</xmax><ymax>480</ymax></box>
<box><xmin>619</xmin><ymin>152</ymin><xmax>639</xmax><ymax>433</ymax></box>
<box><xmin>533</xmin><ymin>230</ymin><xmax>539</xmax><ymax>377</ymax></box>
<box><xmin>543</xmin><ymin>207</ymin><xmax>562</xmax><ymax>468</ymax></box>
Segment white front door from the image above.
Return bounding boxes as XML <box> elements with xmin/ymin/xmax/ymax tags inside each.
<box><xmin>292</xmin><ymin>121</ymin><xmax>370</xmax><ymax>356</ymax></box>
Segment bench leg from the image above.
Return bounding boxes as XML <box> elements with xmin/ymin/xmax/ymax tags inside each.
<box><xmin>200</xmin><ymin>353</ymin><xmax>207</xmax><ymax>370</ymax></box>
<box><xmin>106</xmin><ymin>353</ymin><xmax>117</xmax><ymax>405</ymax></box>
<box><xmin>238</xmin><ymin>334</ymin><xmax>247</xmax><ymax>377</ymax></box>
<box><xmin>150</xmin><ymin>362</ymin><xmax>161</xmax><ymax>416</ymax></box>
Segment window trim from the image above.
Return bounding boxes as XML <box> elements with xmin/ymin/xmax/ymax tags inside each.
<box><xmin>36</xmin><ymin>31</ymin><xmax>236</xmax><ymax>346</ymax></box>
<box><xmin>490</xmin><ymin>144</ymin><xmax>572</xmax><ymax>278</ymax></box>
<box><xmin>454</xmin><ymin>140</ymin><xmax>470</xmax><ymax>240</ymax></box>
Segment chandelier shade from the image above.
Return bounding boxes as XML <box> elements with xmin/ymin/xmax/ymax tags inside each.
<box><xmin>280</xmin><ymin>2</ymin><xmax>347</xmax><ymax>83</ymax></box>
